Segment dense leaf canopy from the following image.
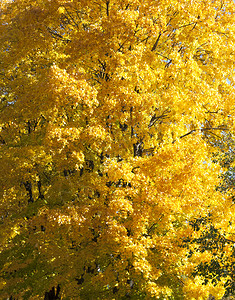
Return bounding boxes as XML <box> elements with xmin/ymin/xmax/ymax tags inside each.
<box><xmin>0</xmin><ymin>0</ymin><xmax>235</xmax><ymax>299</ymax></box>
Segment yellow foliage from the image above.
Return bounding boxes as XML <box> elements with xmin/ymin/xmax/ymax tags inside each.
<box><xmin>0</xmin><ymin>0</ymin><xmax>235</xmax><ymax>298</ymax></box>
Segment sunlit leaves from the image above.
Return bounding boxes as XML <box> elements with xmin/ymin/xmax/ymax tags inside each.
<box><xmin>0</xmin><ymin>0</ymin><xmax>235</xmax><ymax>298</ymax></box>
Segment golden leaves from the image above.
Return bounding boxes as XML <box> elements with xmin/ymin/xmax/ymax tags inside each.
<box><xmin>0</xmin><ymin>0</ymin><xmax>235</xmax><ymax>298</ymax></box>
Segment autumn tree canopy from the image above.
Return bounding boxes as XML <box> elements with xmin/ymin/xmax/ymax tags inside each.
<box><xmin>0</xmin><ymin>0</ymin><xmax>235</xmax><ymax>299</ymax></box>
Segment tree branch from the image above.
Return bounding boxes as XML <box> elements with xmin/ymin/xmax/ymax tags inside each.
<box><xmin>151</xmin><ymin>32</ymin><xmax>161</xmax><ymax>52</ymax></box>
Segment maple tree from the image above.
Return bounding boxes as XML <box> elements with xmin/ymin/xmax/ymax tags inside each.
<box><xmin>0</xmin><ymin>0</ymin><xmax>235</xmax><ymax>299</ymax></box>
<box><xmin>184</xmin><ymin>134</ymin><xmax>235</xmax><ymax>298</ymax></box>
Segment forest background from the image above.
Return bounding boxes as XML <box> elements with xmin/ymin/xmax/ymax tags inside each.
<box><xmin>0</xmin><ymin>0</ymin><xmax>235</xmax><ymax>299</ymax></box>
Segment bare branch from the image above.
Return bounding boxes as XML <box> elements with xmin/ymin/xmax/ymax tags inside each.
<box><xmin>106</xmin><ymin>0</ymin><xmax>110</xmax><ymax>17</ymax></box>
<box><xmin>151</xmin><ymin>32</ymin><xmax>162</xmax><ymax>52</ymax></box>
